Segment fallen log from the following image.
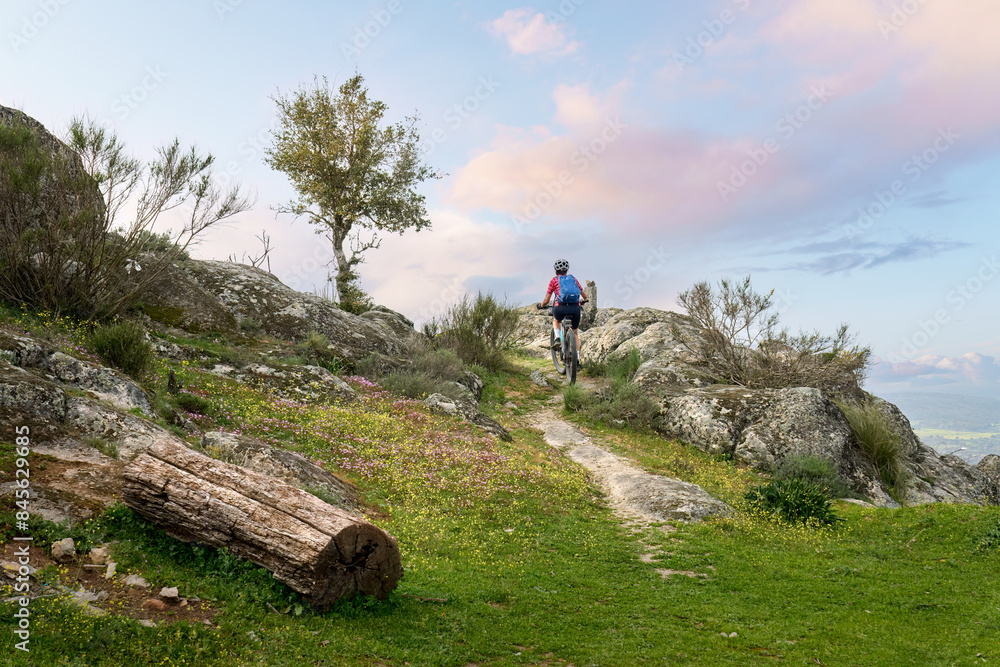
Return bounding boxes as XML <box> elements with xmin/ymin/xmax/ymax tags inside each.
<box><xmin>122</xmin><ymin>439</ymin><xmax>402</xmax><ymax>609</ymax></box>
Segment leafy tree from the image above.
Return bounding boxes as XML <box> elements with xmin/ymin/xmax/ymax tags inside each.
<box><xmin>264</xmin><ymin>74</ymin><xmax>437</xmax><ymax>313</ymax></box>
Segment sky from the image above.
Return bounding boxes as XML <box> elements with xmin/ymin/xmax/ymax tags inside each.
<box><xmin>3</xmin><ymin>0</ymin><xmax>1000</xmax><ymax>399</ymax></box>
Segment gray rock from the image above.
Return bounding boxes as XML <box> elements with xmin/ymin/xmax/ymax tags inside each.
<box><xmin>199</xmin><ymin>431</ymin><xmax>359</xmax><ymax>512</ymax></box>
<box><xmin>51</xmin><ymin>538</ymin><xmax>76</xmax><ymax>563</ymax></box>
<box><xmin>208</xmin><ymin>362</ymin><xmax>356</xmax><ymax>403</ymax></box>
<box><xmin>159</xmin><ymin>586</ymin><xmax>179</xmax><ymax>602</ymax></box>
<box><xmin>529</xmin><ymin>370</ymin><xmax>550</xmax><ymax>388</ymax></box>
<box><xmin>148</xmin><ymin>259</ymin><xmax>410</xmax><ymax>360</ymax></box>
<box><xmin>124</xmin><ymin>574</ymin><xmax>150</xmax><ymax>589</ymax></box>
<box><xmin>0</xmin><ymin>360</ymin><xmax>69</xmax><ymax>422</ymax></box>
<box><xmin>88</xmin><ymin>547</ymin><xmax>110</xmax><ymax>566</ymax></box>
<box><xmin>977</xmin><ymin>454</ymin><xmax>1000</xmax><ymax>483</ymax></box>
<box><xmin>44</xmin><ymin>352</ymin><xmax>152</xmax><ymax>415</ymax></box>
<box><xmin>422</xmin><ymin>393</ymin><xmax>512</xmax><ymax>442</ymax></box>
<box><xmin>105</xmin><ymin>562</ymin><xmax>117</xmax><ymax>579</ymax></box>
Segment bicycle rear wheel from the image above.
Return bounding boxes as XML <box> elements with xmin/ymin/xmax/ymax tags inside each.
<box><xmin>565</xmin><ymin>328</ymin><xmax>577</xmax><ymax>384</ymax></box>
<box><xmin>550</xmin><ymin>329</ymin><xmax>565</xmax><ymax>375</ymax></box>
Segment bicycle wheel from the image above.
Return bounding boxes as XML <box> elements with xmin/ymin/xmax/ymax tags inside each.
<box><xmin>564</xmin><ymin>328</ymin><xmax>577</xmax><ymax>384</ymax></box>
<box><xmin>550</xmin><ymin>328</ymin><xmax>564</xmax><ymax>374</ymax></box>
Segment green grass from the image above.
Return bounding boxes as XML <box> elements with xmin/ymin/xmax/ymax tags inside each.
<box><xmin>3</xmin><ymin>345</ymin><xmax>1000</xmax><ymax>665</ymax></box>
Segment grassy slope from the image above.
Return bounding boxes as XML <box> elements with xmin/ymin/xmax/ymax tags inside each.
<box><xmin>2</xmin><ymin>322</ymin><xmax>999</xmax><ymax>666</ymax></box>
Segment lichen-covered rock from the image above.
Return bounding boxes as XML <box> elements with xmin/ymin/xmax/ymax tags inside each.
<box><xmin>208</xmin><ymin>362</ymin><xmax>356</xmax><ymax>403</ymax></box>
<box><xmin>422</xmin><ymin>393</ymin><xmax>512</xmax><ymax>442</ymax></box>
<box><xmin>51</xmin><ymin>538</ymin><xmax>77</xmax><ymax>563</ymax></box>
<box><xmin>199</xmin><ymin>431</ymin><xmax>359</xmax><ymax>513</ymax></box>
<box><xmin>0</xmin><ymin>360</ymin><xmax>69</xmax><ymax>422</ymax></box>
<box><xmin>44</xmin><ymin>352</ymin><xmax>152</xmax><ymax>415</ymax></box>
<box><xmin>978</xmin><ymin>454</ymin><xmax>1000</xmax><ymax>483</ymax></box>
<box><xmin>65</xmin><ymin>397</ymin><xmax>184</xmax><ymax>461</ymax></box>
<box><xmin>172</xmin><ymin>260</ymin><xmax>409</xmax><ymax>361</ymax></box>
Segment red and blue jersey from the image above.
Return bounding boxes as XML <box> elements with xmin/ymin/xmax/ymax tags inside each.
<box><xmin>546</xmin><ymin>275</ymin><xmax>583</xmax><ymax>306</ymax></box>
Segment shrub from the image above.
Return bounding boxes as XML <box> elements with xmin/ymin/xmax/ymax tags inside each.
<box><xmin>354</xmin><ymin>352</ymin><xmax>386</xmax><ymax>379</ymax></box>
<box><xmin>837</xmin><ymin>400</ymin><xmax>908</xmax><ymax>500</ymax></box>
<box><xmin>975</xmin><ymin>518</ymin><xmax>1000</xmax><ymax>552</ymax></box>
<box><xmin>411</xmin><ymin>348</ymin><xmax>464</xmax><ymax>383</ymax></box>
<box><xmin>588</xmin><ymin>347</ymin><xmax>642</xmax><ymax>386</ymax></box>
<box><xmin>0</xmin><ymin>113</ymin><xmax>250</xmax><ymax>319</ymax></box>
<box><xmin>583</xmin><ymin>382</ymin><xmax>660</xmax><ymax>430</ymax></box>
<box><xmin>744</xmin><ymin>478</ymin><xmax>843</xmax><ymax>526</ymax></box>
<box><xmin>172</xmin><ymin>392</ymin><xmax>213</xmax><ymax>415</ymax></box>
<box><xmin>774</xmin><ymin>454</ymin><xmax>858</xmax><ymax>500</ymax></box>
<box><xmin>562</xmin><ymin>383</ymin><xmax>587</xmax><ymax>412</ymax></box>
<box><xmin>239</xmin><ymin>316</ymin><xmax>262</xmax><ymax>333</ymax></box>
<box><xmin>88</xmin><ymin>319</ymin><xmax>153</xmax><ymax>380</ymax></box>
<box><xmin>425</xmin><ymin>292</ymin><xmax>521</xmax><ymax>372</ymax></box>
<box><xmin>673</xmin><ymin>276</ymin><xmax>871</xmax><ymax>398</ymax></box>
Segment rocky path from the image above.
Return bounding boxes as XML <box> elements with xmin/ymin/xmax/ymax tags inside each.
<box><xmin>525</xmin><ymin>369</ymin><xmax>731</xmax><ymax>578</ymax></box>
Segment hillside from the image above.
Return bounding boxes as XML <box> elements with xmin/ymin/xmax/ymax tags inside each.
<box><xmin>2</xmin><ymin>304</ymin><xmax>1000</xmax><ymax>666</ymax></box>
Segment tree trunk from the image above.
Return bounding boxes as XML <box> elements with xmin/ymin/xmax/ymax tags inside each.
<box><xmin>122</xmin><ymin>439</ymin><xmax>403</xmax><ymax>609</ymax></box>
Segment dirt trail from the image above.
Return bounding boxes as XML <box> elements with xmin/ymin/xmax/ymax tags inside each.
<box><xmin>525</xmin><ymin>367</ymin><xmax>731</xmax><ymax>578</ymax></box>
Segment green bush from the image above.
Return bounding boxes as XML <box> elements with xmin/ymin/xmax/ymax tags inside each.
<box><xmin>88</xmin><ymin>319</ymin><xmax>153</xmax><ymax>380</ymax></box>
<box><xmin>774</xmin><ymin>454</ymin><xmax>859</xmax><ymax>500</ymax></box>
<box><xmin>562</xmin><ymin>383</ymin><xmax>587</xmax><ymax>412</ymax></box>
<box><xmin>411</xmin><ymin>348</ymin><xmax>464</xmax><ymax>382</ymax></box>
<box><xmin>975</xmin><ymin>518</ymin><xmax>1000</xmax><ymax>551</ymax></box>
<box><xmin>588</xmin><ymin>347</ymin><xmax>642</xmax><ymax>385</ymax></box>
<box><xmin>239</xmin><ymin>316</ymin><xmax>262</xmax><ymax>333</ymax></box>
<box><xmin>425</xmin><ymin>292</ymin><xmax>521</xmax><ymax>372</ymax></box>
<box><xmin>172</xmin><ymin>392</ymin><xmax>213</xmax><ymax>415</ymax></box>
<box><xmin>837</xmin><ymin>400</ymin><xmax>908</xmax><ymax>500</ymax></box>
<box><xmin>744</xmin><ymin>478</ymin><xmax>843</xmax><ymax>526</ymax></box>
<box><xmin>583</xmin><ymin>382</ymin><xmax>660</xmax><ymax>430</ymax></box>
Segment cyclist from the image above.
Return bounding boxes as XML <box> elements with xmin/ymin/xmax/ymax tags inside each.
<box><xmin>538</xmin><ymin>259</ymin><xmax>588</xmax><ymax>355</ymax></box>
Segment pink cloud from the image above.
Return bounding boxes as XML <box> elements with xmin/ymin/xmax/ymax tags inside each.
<box><xmin>489</xmin><ymin>8</ymin><xmax>580</xmax><ymax>58</ymax></box>
<box><xmin>876</xmin><ymin>353</ymin><xmax>1000</xmax><ymax>386</ymax></box>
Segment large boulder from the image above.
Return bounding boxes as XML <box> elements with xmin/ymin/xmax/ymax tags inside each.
<box><xmin>978</xmin><ymin>454</ymin><xmax>1000</xmax><ymax>484</ymax></box>
<box><xmin>143</xmin><ymin>259</ymin><xmax>418</xmax><ymax>361</ymax></box>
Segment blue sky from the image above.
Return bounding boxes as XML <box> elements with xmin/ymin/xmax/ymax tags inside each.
<box><xmin>4</xmin><ymin>0</ymin><xmax>1000</xmax><ymax>398</ymax></box>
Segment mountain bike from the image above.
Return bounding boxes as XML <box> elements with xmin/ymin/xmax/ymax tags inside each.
<box><xmin>537</xmin><ymin>303</ymin><xmax>585</xmax><ymax>384</ymax></box>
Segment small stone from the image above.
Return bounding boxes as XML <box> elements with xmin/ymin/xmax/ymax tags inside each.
<box><xmin>124</xmin><ymin>574</ymin><xmax>150</xmax><ymax>589</ymax></box>
<box><xmin>88</xmin><ymin>547</ymin><xmax>109</xmax><ymax>565</ymax></box>
<box><xmin>51</xmin><ymin>537</ymin><xmax>76</xmax><ymax>563</ymax></box>
<box><xmin>180</xmin><ymin>599</ymin><xmax>188</xmax><ymax>608</ymax></box>
<box><xmin>143</xmin><ymin>599</ymin><xmax>168</xmax><ymax>611</ymax></box>
<box><xmin>159</xmin><ymin>586</ymin><xmax>179</xmax><ymax>602</ymax></box>
<box><xmin>105</xmin><ymin>562</ymin><xmax>117</xmax><ymax>579</ymax></box>
<box><xmin>96</xmin><ymin>591</ymin><xmax>109</xmax><ymax>601</ymax></box>
<box><xmin>139</xmin><ymin>619</ymin><xmax>157</xmax><ymax>628</ymax></box>
<box><xmin>2</xmin><ymin>561</ymin><xmax>23</xmax><ymax>579</ymax></box>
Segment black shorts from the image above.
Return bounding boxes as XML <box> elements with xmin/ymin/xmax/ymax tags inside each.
<box><xmin>552</xmin><ymin>304</ymin><xmax>581</xmax><ymax>329</ymax></box>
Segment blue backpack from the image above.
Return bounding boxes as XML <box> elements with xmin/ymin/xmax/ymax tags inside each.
<box><xmin>558</xmin><ymin>274</ymin><xmax>581</xmax><ymax>304</ymax></box>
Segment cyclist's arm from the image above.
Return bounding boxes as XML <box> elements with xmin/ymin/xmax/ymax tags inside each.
<box><xmin>576</xmin><ymin>277</ymin><xmax>588</xmax><ymax>303</ymax></box>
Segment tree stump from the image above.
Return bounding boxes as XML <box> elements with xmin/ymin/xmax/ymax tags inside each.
<box><xmin>122</xmin><ymin>439</ymin><xmax>402</xmax><ymax>609</ymax></box>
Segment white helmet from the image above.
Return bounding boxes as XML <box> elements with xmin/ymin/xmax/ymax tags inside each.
<box><xmin>554</xmin><ymin>259</ymin><xmax>569</xmax><ymax>272</ymax></box>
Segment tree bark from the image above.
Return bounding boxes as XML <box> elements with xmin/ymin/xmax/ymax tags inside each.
<box><xmin>122</xmin><ymin>439</ymin><xmax>403</xmax><ymax>609</ymax></box>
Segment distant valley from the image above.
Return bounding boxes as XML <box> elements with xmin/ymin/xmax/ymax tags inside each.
<box><xmin>880</xmin><ymin>392</ymin><xmax>1000</xmax><ymax>463</ymax></box>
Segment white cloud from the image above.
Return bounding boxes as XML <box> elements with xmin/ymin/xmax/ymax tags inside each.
<box><xmin>489</xmin><ymin>8</ymin><xmax>581</xmax><ymax>58</ymax></box>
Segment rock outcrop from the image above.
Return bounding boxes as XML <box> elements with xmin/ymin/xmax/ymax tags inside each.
<box><xmin>142</xmin><ymin>259</ymin><xmax>421</xmax><ymax>362</ymax></box>
<box><xmin>576</xmin><ymin>307</ymin><xmax>999</xmax><ymax>507</ymax></box>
